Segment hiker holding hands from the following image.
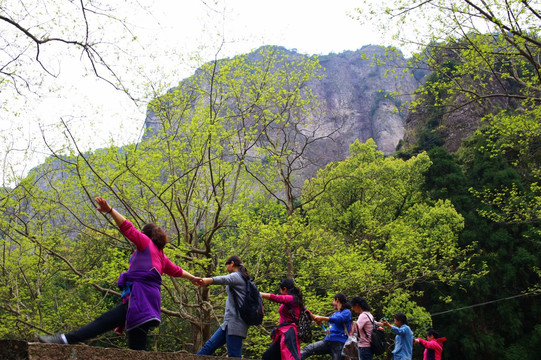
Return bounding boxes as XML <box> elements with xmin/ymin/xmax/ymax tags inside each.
<box><xmin>379</xmin><ymin>313</ymin><xmax>413</xmax><ymax>360</ymax></box>
<box><xmin>39</xmin><ymin>196</ymin><xmax>199</xmax><ymax>350</ymax></box>
<box><xmin>260</xmin><ymin>278</ymin><xmax>304</xmax><ymax>360</ymax></box>
<box><xmin>195</xmin><ymin>255</ymin><xmax>250</xmax><ymax>358</ymax></box>
<box><xmin>300</xmin><ymin>293</ymin><xmax>352</xmax><ymax>360</ymax></box>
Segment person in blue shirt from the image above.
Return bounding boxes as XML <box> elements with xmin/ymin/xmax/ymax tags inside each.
<box><xmin>381</xmin><ymin>313</ymin><xmax>413</xmax><ymax>360</ymax></box>
<box><xmin>300</xmin><ymin>293</ymin><xmax>352</xmax><ymax>360</ymax></box>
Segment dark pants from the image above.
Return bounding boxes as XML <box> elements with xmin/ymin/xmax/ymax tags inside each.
<box><xmin>301</xmin><ymin>340</ymin><xmax>344</xmax><ymax>360</ymax></box>
<box><xmin>65</xmin><ymin>303</ymin><xmax>158</xmax><ymax>350</ymax></box>
<box><xmin>262</xmin><ymin>328</ymin><xmax>300</xmax><ymax>360</ymax></box>
<box><xmin>360</xmin><ymin>346</ymin><xmax>373</xmax><ymax>360</ymax></box>
<box><xmin>262</xmin><ymin>340</ymin><xmax>281</xmax><ymax>360</ymax></box>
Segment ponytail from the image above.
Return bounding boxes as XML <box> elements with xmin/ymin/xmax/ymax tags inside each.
<box><xmin>334</xmin><ymin>292</ymin><xmax>351</xmax><ymax>310</ymax></box>
<box><xmin>279</xmin><ymin>278</ymin><xmax>304</xmax><ymax>308</ymax></box>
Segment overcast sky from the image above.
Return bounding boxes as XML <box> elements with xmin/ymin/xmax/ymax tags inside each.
<box><xmin>2</xmin><ymin>0</ymin><xmax>393</xmax><ymax>184</ymax></box>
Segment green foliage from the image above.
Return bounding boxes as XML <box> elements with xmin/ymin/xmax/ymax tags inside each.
<box><xmin>298</xmin><ymin>140</ymin><xmax>476</xmax><ymax>335</ymax></box>
<box><xmin>422</xmin><ymin>141</ymin><xmax>540</xmax><ymax>360</ymax></box>
<box><xmin>363</xmin><ymin>3</ymin><xmax>541</xmax><ymax>355</ymax></box>
<box><xmin>2</xmin><ymin>26</ymin><xmax>537</xmax><ymax>359</ymax></box>
<box><xmin>0</xmin><ymin>46</ymin><xmax>329</xmax><ymax>352</ymax></box>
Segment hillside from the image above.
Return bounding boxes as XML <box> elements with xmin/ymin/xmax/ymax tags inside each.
<box><xmin>144</xmin><ymin>45</ymin><xmax>428</xmax><ymax>165</ymax></box>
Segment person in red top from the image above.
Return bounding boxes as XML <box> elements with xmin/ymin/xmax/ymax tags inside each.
<box><xmin>414</xmin><ymin>329</ymin><xmax>447</xmax><ymax>360</ymax></box>
<box><xmin>260</xmin><ymin>278</ymin><xmax>304</xmax><ymax>360</ymax></box>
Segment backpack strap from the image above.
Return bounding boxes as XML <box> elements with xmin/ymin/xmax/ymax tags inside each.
<box><xmin>230</xmin><ymin>274</ymin><xmax>249</xmax><ymax>314</ymax></box>
<box><xmin>361</xmin><ymin>313</ymin><xmax>375</xmax><ymax>339</ymax></box>
<box><xmin>343</xmin><ymin>323</ymin><xmax>349</xmax><ymax>336</ymax></box>
<box><xmin>286</xmin><ymin>301</ymin><xmax>303</xmax><ymax>324</ymax></box>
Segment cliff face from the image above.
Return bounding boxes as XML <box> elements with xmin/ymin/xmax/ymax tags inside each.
<box><xmin>311</xmin><ymin>47</ymin><xmax>423</xmax><ymax>157</ymax></box>
<box><xmin>400</xmin><ymin>78</ymin><xmax>516</xmax><ymax>154</ymax></box>
<box><xmin>144</xmin><ymin>46</ymin><xmax>427</xmax><ymax>163</ymax></box>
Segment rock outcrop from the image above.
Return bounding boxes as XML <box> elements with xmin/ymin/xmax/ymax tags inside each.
<box><xmin>0</xmin><ymin>340</ymin><xmax>240</xmax><ymax>360</ymax></box>
<box><xmin>144</xmin><ymin>46</ymin><xmax>427</xmax><ymax>162</ymax></box>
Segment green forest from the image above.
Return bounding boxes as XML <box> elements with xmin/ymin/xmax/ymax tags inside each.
<box><xmin>0</xmin><ymin>1</ymin><xmax>540</xmax><ymax>359</ymax></box>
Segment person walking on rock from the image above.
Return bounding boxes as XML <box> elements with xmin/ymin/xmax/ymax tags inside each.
<box><xmin>38</xmin><ymin>197</ymin><xmax>199</xmax><ymax>350</ymax></box>
<box><xmin>260</xmin><ymin>278</ymin><xmax>304</xmax><ymax>360</ymax></box>
<box><xmin>195</xmin><ymin>255</ymin><xmax>251</xmax><ymax>358</ymax></box>
<box><xmin>300</xmin><ymin>293</ymin><xmax>352</xmax><ymax>360</ymax></box>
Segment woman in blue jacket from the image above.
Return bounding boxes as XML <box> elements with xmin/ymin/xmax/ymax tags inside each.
<box><xmin>301</xmin><ymin>293</ymin><xmax>352</xmax><ymax>360</ymax></box>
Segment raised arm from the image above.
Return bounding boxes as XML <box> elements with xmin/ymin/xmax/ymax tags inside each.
<box><xmin>95</xmin><ymin>197</ymin><xmax>126</xmax><ymax>227</ymax></box>
<box><xmin>416</xmin><ymin>338</ymin><xmax>442</xmax><ymax>350</ymax></box>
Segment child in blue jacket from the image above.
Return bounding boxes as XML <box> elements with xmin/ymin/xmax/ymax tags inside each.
<box><xmin>381</xmin><ymin>313</ymin><xmax>414</xmax><ymax>360</ymax></box>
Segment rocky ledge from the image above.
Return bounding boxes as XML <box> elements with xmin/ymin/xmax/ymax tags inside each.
<box><xmin>0</xmin><ymin>340</ymin><xmax>238</xmax><ymax>360</ymax></box>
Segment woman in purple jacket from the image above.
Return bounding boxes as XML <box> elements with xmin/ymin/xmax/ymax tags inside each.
<box><xmin>38</xmin><ymin>197</ymin><xmax>199</xmax><ymax>350</ymax></box>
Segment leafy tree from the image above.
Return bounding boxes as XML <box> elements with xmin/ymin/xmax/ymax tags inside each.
<box><xmin>358</xmin><ymin>0</ymin><xmax>541</xmax><ymax>103</ymax></box>
<box><xmin>358</xmin><ymin>5</ymin><xmax>541</xmax><ymax>356</ymax></box>
<box><xmin>0</xmin><ymin>46</ymin><xmax>332</xmax><ymax>353</ymax></box>
<box><xmin>358</xmin><ymin>0</ymin><xmax>541</xmax><ymax>217</ymax></box>
<box><xmin>421</xmin><ymin>138</ymin><xmax>540</xmax><ymax>360</ymax></box>
<box><xmin>299</xmin><ymin>139</ymin><xmax>478</xmax><ymax>341</ymax></box>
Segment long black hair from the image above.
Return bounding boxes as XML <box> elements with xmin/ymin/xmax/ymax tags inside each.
<box><xmin>334</xmin><ymin>293</ymin><xmax>351</xmax><ymax>310</ymax></box>
<box><xmin>350</xmin><ymin>297</ymin><xmax>371</xmax><ymax>311</ymax></box>
<box><xmin>225</xmin><ymin>255</ymin><xmax>250</xmax><ymax>279</ymax></box>
<box><xmin>279</xmin><ymin>278</ymin><xmax>304</xmax><ymax>307</ymax></box>
<box><xmin>427</xmin><ymin>328</ymin><xmax>439</xmax><ymax>338</ymax></box>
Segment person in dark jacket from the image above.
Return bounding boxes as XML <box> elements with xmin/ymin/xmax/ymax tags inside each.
<box><xmin>260</xmin><ymin>278</ymin><xmax>304</xmax><ymax>360</ymax></box>
<box><xmin>38</xmin><ymin>197</ymin><xmax>199</xmax><ymax>350</ymax></box>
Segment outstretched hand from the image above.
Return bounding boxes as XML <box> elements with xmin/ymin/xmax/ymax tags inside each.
<box><xmin>95</xmin><ymin>197</ymin><xmax>112</xmax><ymax>213</ymax></box>
<box><xmin>194</xmin><ymin>278</ymin><xmax>212</xmax><ymax>287</ymax></box>
<box><xmin>191</xmin><ymin>277</ymin><xmax>203</xmax><ymax>286</ymax></box>
<box><xmin>313</xmin><ymin>315</ymin><xmax>324</xmax><ymax>325</ymax></box>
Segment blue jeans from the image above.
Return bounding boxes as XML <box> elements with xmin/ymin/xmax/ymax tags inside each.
<box><xmin>197</xmin><ymin>325</ymin><xmax>244</xmax><ymax>358</ymax></box>
<box><xmin>301</xmin><ymin>340</ymin><xmax>344</xmax><ymax>360</ymax></box>
<box><xmin>360</xmin><ymin>347</ymin><xmax>373</xmax><ymax>360</ymax></box>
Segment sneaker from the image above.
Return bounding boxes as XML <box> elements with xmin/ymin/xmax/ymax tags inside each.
<box><xmin>38</xmin><ymin>334</ymin><xmax>67</xmax><ymax>344</ymax></box>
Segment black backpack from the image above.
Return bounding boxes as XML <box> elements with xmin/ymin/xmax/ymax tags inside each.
<box><xmin>232</xmin><ymin>276</ymin><xmax>264</xmax><ymax>326</ymax></box>
<box><xmin>362</xmin><ymin>314</ymin><xmax>387</xmax><ymax>356</ymax></box>
<box><xmin>287</xmin><ymin>304</ymin><xmax>313</xmax><ymax>343</ymax></box>
<box><xmin>296</xmin><ymin>308</ymin><xmax>313</xmax><ymax>343</ymax></box>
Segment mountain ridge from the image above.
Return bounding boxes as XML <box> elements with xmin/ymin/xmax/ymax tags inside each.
<box><xmin>144</xmin><ymin>45</ymin><xmax>429</xmax><ymax>167</ymax></box>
